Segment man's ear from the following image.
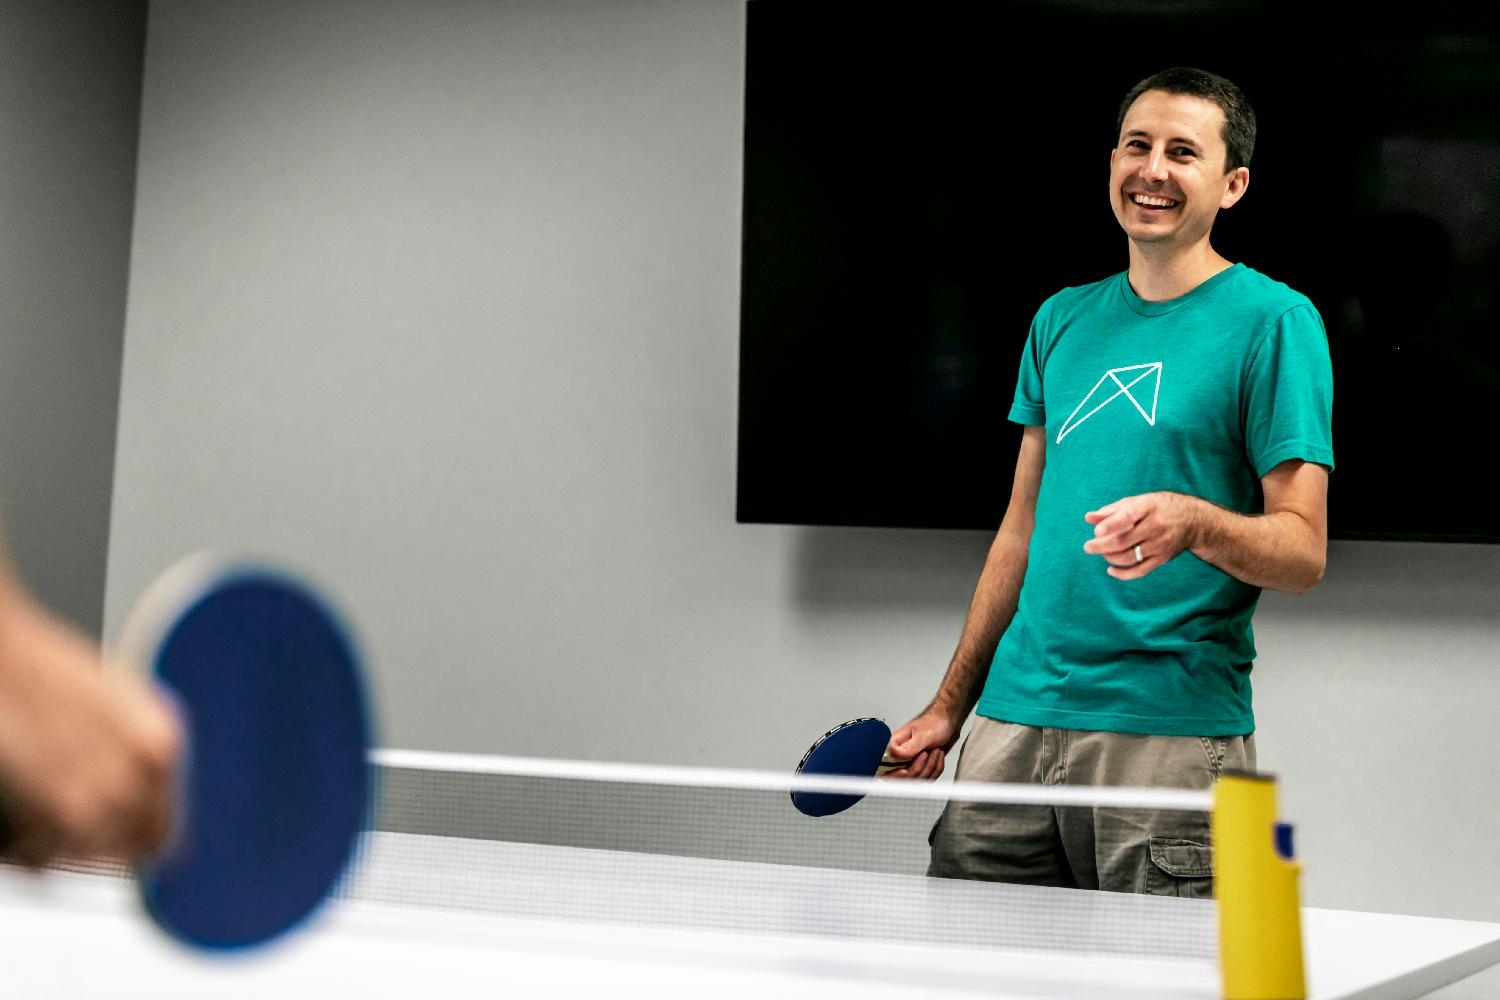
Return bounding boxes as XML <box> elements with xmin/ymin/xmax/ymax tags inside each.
<box><xmin>1221</xmin><ymin>166</ymin><xmax>1250</xmax><ymax>210</ymax></box>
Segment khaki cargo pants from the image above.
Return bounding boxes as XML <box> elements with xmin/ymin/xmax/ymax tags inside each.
<box><xmin>927</xmin><ymin>717</ymin><xmax>1255</xmax><ymax>897</ymax></box>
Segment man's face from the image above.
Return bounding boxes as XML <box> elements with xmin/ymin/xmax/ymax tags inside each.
<box><xmin>1108</xmin><ymin>89</ymin><xmax>1248</xmax><ymax>250</ymax></box>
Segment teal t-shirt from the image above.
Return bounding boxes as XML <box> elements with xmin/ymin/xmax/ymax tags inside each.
<box><xmin>976</xmin><ymin>263</ymin><xmax>1335</xmax><ymax>737</ymax></box>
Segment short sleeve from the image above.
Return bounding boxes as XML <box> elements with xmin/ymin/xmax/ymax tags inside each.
<box><xmin>1008</xmin><ymin>313</ymin><xmax>1047</xmax><ymax>427</ymax></box>
<box><xmin>1243</xmin><ymin>302</ymin><xmax>1335</xmax><ymax>477</ymax></box>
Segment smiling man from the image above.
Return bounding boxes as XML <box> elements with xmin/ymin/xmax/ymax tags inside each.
<box><xmin>885</xmin><ymin>67</ymin><xmax>1335</xmax><ymax>897</ymax></box>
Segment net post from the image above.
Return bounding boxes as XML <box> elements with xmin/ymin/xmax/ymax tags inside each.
<box><xmin>1212</xmin><ymin>769</ymin><xmax>1306</xmax><ymax>1000</ymax></box>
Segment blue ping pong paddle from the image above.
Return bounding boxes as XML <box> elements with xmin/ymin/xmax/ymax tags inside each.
<box><xmin>80</xmin><ymin>553</ymin><xmax>372</xmax><ymax>951</ymax></box>
<box><xmin>791</xmin><ymin>717</ymin><xmax>911</xmax><ymax>817</ymax></box>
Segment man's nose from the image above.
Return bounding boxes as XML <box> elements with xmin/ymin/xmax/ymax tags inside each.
<box><xmin>1141</xmin><ymin>147</ymin><xmax>1169</xmax><ymax>183</ymax></box>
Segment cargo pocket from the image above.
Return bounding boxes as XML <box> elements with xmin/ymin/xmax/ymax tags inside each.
<box><xmin>1146</xmin><ymin>837</ymin><xmax>1215</xmax><ymax>899</ymax></box>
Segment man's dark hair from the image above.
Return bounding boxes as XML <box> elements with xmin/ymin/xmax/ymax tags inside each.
<box><xmin>1116</xmin><ymin>66</ymin><xmax>1257</xmax><ymax>172</ymax></box>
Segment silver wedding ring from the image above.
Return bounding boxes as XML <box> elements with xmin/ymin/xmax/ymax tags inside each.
<box><xmin>1133</xmin><ymin>544</ymin><xmax>1144</xmax><ymax>564</ymax></box>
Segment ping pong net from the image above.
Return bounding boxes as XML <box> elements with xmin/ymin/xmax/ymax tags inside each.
<box><xmin>357</xmin><ymin>750</ymin><xmax>1305</xmax><ymax>988</ymax></box>
<box><xmin>359</xmin><ymin>750</ymin><xmax>1222</xmax><ymax>956</ymax></box>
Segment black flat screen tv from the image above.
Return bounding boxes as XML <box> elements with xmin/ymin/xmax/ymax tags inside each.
<box><xmin>736</xmin><ymin>0</ymin><xmax>1500</xmax><ymax>542</ymax></box>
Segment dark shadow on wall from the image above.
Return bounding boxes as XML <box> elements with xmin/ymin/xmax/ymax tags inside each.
<box><xmin>790</xmin><ymin>529</ymin><xmax>1500</xmax><ymax>628</ymax></box>
<box><xmin>1263</xmin><ymin>540</ymin><xmax>1500</xmax><ymax>624</ymax></box>
<box><xmin>789</xmin><ymin>526</ymin><xmax>992</xmax><ymax>613</ymax></box>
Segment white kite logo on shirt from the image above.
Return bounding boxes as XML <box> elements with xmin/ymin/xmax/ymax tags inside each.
<box><xmin>1056</xmin><ymin>363</ymin><xmax>1162</xmax><ymax>444</ymax></box>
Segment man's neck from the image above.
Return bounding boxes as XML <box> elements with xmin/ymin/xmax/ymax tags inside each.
<box><xmin>1126</xmin><ymin>242</ymin><xmax>1233</xmax><ymax>302</ymax></box>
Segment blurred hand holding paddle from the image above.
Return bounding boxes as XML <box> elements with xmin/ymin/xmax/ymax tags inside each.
<box><xmin>0</xmin><ymin>551</ymin><xmax>373</xmax><ymax>952</ymax></box>
<box><xmin>0</xmin><ymin>580</ymin><xmax>181</xmax><ymax>869</ymax></box>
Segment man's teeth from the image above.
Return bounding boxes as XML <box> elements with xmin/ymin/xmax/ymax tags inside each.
<box><xmin>1133</xmin><ymin>194</ymin><xmax>1176</xmax><ymax>208</ymax></box>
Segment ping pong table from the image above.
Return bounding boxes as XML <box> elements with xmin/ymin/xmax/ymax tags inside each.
<box><xmin>3</xmin><ymin>830</ymin><xmax>1498</xmax><ymax>999</ymax></box>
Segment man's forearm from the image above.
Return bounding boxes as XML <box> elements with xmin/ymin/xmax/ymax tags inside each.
<box><xmin>1188</xmin><ymin>499</ymin><xmax>1326</xmax><ymax>594</ymax></box>
<box><xmin>925</xmin><ymin>424</ymin><xmax>1045</xmax><ymax>725</ymax></box>
<box><xmin>928</xmin><ymin>528</ymin><xmax>1028</xmax><ymax>723</ymax></box>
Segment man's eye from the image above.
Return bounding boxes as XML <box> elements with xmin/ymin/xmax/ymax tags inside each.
<box><xmin>1171</xmin><ymin>147</ymin><xmax>1198</xmax><ymax>158</ymax></box>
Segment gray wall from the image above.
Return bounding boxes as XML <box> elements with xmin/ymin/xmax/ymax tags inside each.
<box><xmin>0</xmin><ymin>0</ymin><xmax>144</xmax><ymax>635</ymax></box>
<box><xmin>97</xmin><ymin>2</ymin><xmax>1499</xmax><ymax>994</ymax></box>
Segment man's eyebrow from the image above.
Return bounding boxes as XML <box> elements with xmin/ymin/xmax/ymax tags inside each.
<box><xmin>1121</xmin><ymin>129</ymin><xmax>1204</xmax><ymax>150</ymax></box>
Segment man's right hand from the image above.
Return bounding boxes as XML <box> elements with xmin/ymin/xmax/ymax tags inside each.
<box><xmin>883</xmin><ymin>709</ymin><xmax>961</xmax><ymax>781</ymax></box>
<box><xmin>0</xmin><ymin>592</ymin><xmax>183</xmax><ymax>870</ymax></box>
